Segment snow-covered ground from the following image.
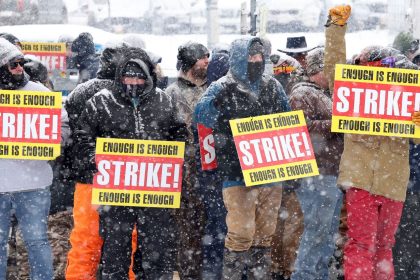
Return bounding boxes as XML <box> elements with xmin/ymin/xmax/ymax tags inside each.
<box><xmin>0</xmin><ymin>24</ymin><xmax>397</xmax><ymax>77</ymax></box>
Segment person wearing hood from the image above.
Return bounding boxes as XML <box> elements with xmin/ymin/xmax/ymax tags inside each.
<box><xmin>65</xmin><ymin>44</ymin><xmax>142</xmax><ymax>280</ymax></box>
<box><xmin>73</xmin><ymin>47</ymin><xmax>187</xmax><ymax>280</ymax></box>
<box><xmin>288</xmin><ymin>47</ymin><xmax>344</xmax><ymax>280</ymax></box>
<box><xmin>71</xmin><ymin>32</ymin><xmax>99</xmax><ymax>84</ymax></box>
<box><xmin>194</xmin><ymin>37</ymin><xmax>290</xmax><ymax>279</ymax></box>
<box><xmin>0</xmin><ymin>38</ymin><xmax>70</xmax><ymax>280</ymax></box>
<box><xmin>323</xmin><ymin>5</ymin><xmax>420</xmax><ymax>280</ymax></box>
<box><xmin>166</xmin><ymin>41</ymin><xmax>209</xmax><ymax>279</ymax></box>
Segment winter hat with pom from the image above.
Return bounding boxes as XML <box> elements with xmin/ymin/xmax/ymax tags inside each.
<box><xmin>0</xmin><ymin>38</ymin><xmax>24</xmax><ymax>68</ymax></box>
<box><xmin>176</xmin><ymin>42</ymin><xmax>209</xmax><ymax>72</ymax></box>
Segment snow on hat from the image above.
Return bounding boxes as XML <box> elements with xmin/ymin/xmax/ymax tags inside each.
<box><xmin>249</xmin><ymin>40</ymin><xmax>264</xmax><ymax>56</ymax></box>
<box><xmin>122</xmin><ymin>61</ymin><xmax>147</xmax><ymax>79</ymax></box>
<box><xmin>306</xmin><ymin>48</ymin><xmax>325</xmax><ymax>76</ymax></box>
<box><xmin>176</xmin><ymin>42</ymin><xmax>209</xmax><ymax>72</ymax></box>
<box><xmin>0</xmin><ymin>33</ymin><xmax>21</xmax><ymax>48</ymax></box>
<box><xmin>0</xmin><ymin>38</ymin><xmax>24</xmax><ymax>68</ymax></box>
<box><xmin>71</xmin><ymin>32</ymin><xmax>95</xmax><ymax>56</ymax></box>
<box><xmin>278</xmin><ymin>36</ymin><xmax>317</xmax><ymax>54</ymax></box>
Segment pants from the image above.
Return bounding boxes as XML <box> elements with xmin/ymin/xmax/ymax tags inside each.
<box><xmin>223</xmin><ymin>186</ymin><xmax>282</xmax><ymax>251</ymax></box>
<box><xmin>394</xmin><ymin>191</ymin><xmax>420</xmax><ymax>280</ymax></box>
<box><xmin>100</xmin><ymin>206</ymin><xmax>177</xmax><ymax>280</ymax></box>
<box><xmin>344</xmin><ymin>188</ymin><xmax>403</xmax><ymax>280</ymax></box>
<box><xmin>198</xmin><ymin>172</ymin><xmax>227</xmax><ymax>279</ymax></box>
<box><xmin>0</xmin><ymin>188</ymin><xmax>53</xmax><ymax>280</ymax></box>
<box><xmin>291</xmin><ymin>175</ymin><xmax>343</xmax><ymax>280</ymax></box>
<box><xmin>66</xmin><ymin>183</ymin><xmax>136</xmax><ymax>280</ymax></box>
<box><xmin>271</xmin><ymin>189</ymin><xmax>304</xmax><ymax>278</ymax></box>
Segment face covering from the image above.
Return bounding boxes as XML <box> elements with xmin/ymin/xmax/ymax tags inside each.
<box><xmin>247</xmin><ymin>61</ymin><xmax>264</xmax><ymax>83</ymax></box>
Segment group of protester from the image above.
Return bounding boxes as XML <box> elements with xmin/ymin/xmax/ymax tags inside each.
<box><xmin>0</xmin><ymin>4</ymin><xmax>420</xmax><ymax>280</ymax></box>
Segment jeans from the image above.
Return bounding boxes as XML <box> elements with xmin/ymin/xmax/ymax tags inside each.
<box><xmin>198</xmin><ymin>173</ymin><xmax>227</xmax><ymax>279</ymax></box>
<box><xmin>292</xmin><ymin>175</ymin><xmax>343</xmax><ymax>280</ymax></box>
<box><xmin>0</xmin><ymin>188</ymin><xmax>53</xmax><ymax>280</ymax></box>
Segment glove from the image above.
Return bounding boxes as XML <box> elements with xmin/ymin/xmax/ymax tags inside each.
<box><xmin>326</xmin><ymin>5</ymin><xmax>351</xmax><ymax>26</ymax></box>
<box><xmin>413</xmin><ymin>111</ymin><xmax>420</xmax><ymax>126</ymax></box>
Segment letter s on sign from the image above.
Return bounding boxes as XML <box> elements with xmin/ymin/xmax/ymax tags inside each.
<box><xmin>197</xmin><ymin>123</ymin><xmax>218</xmax><ymax>170</ymax></box>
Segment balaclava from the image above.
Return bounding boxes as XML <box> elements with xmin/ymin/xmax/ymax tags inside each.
<box><xmin>247</xmin><ymin>40</ymin><xmax>265</xmax><ymax>83</ymax></box>
<box><xmin>122</xmin><ymin>61</ymin><xmax>148</xmax><ymax>106</ymax></box>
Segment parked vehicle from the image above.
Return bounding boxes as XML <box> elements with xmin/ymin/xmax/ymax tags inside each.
<box><xmin>261</xmin><ymin>0</ymin><xmax>323</xmax><ymax>32</ymax></box>
<box><xmin>0</xmin><ymin>0</ymin><xmax>67</xmax><ymax>25</ymax></box>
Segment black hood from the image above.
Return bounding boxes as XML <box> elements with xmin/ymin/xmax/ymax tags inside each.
<box><xmin>113</xmin><ymin>47</ymin><xmax>157</xmax><ymax>101</ymax></box>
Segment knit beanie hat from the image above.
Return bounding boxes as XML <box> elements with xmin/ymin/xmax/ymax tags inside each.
<box><xmin>176</xmin><ymin>42</ymin><xmax>209</xmax><ymax>72</ymax></box>
<box><xmin>306</xmin><ymin>48</ymin><xmax>324</xmax><ymax>76</ymax></box>
<box><xmin>122</xmin><ymin>61</ymin><xmax>147</xmax><ymax>79</ymax></box>
<box><xmin>0</xmin><ymin>38</ymin><xmax>24</xmax><ymax>68</ymax></box>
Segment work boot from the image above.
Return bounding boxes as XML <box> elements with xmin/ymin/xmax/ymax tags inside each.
<box><xmin>222</xmin><ymin>248</ymin><xmax>250</xmax><ymax>280</ymax></box>
<box><xmin>248</xmin><ymin>247</ymin><xmax>272</xmax><ymax>280</ymax></box>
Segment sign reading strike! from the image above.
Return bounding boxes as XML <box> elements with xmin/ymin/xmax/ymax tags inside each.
<box><xmin>92</xmin><ymin>138</ymin><xmax>185</xmax><ymax>209</ymax></box>
<box><xmin>21</xmin><ymin>42</ymin><xmax>67</xmax><ymax>72</ymax></box>
<box><xmin>230</xmin><ymin>111</ymin><xmax>319</xmax><ymax>187</ymax></box>
<box><xmin>0</xmin><ymin>90</ymin><xmax>62</xmax><ymax>160</ymax></box>
<box><xmin>332</xmin><ymin>64</ymin><xmax>420</xmax><ymax>138</ymax></box>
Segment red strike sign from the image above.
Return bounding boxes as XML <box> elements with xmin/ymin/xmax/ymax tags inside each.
<box><xmin>333</xmin><ymin>81</ymin><xmax>420</xmax><ymax>121</ymax></box>
<box><xmin>235</xmin><ymin>126</ymin><xmax>313</xmax><ymax>170</ymax></box>
<box><xmin>0</xmin><ymin>108</ymin><xmax>61</xmax><ymax>143</ymax></box>
<box><xmin>197</xmin><ymin>123</ymin><xmax>218</xmax><ymax>170</ymax></box>
<box><xmin>94</xmin><ymin>154</ymin><xmax>183</xmax><ymax>191</ymax></box>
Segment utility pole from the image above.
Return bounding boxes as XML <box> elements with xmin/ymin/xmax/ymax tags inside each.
<box><xmin>413</xmin><ymin>0</ymin><xmax>420</xmax><ymax>38</ymax></box>
<box><xmin>250</xmin><ymin>0</ymin><xmax>257</xmax><ymax>35</ymax></box>
<box><xmin>240</xmin><ymin>2</ymin><xmax>248</xmax><ymax>35</ymax></box>
<box><xmin>206</xmin><ymin>0</ymin><xmax>219</xmax><ymax>49</ymax></box>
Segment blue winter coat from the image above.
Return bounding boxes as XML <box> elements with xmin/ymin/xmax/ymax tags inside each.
<box><xmin>194</xmin><ymin>36</ymin><xmax>290</xmax><ymax>188</ymax></box>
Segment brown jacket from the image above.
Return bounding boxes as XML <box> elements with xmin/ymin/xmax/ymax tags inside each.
<box><xmin>325</xmin><ymin>24</ymin><xmax>420</xmax><ymax>202</ymax></box>
<box><xmin>289</xmin><ymin>81</ymin><xmax>343</xmax><ymax>175</ymax></box>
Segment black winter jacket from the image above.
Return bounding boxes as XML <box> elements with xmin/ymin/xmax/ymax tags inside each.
<box><xmin>74</xmin><ymin>49</ymin><xmax>187</xmax><ymax>183</ymax></box>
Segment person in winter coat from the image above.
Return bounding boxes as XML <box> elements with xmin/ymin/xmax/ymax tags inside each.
<box><xmin>191</xmin><ymin>45</ymin><xmax>231</xmax><ymax>280</ymax></box>
<box><xmin>288</xmin><ymin>47</ymin><xmax>344</xmax><ymax>280</ymax></box>
<box><xmin>65</xmin><ymin>44</ymin><xmax>141</xmax><ymax>280</ymax></box>
<box><xmin>324</xmin><ymin>5</ymin><xmax>420</xmax><ymax>280</ymax></box>
<box><xmin>166</xmin><ymin>41</ymin><xmax>209</xmax><ymax>279</ymax></box>
<box><xmin>393</xmin><ymin>142</ymin><xmax>420</xmax><ymax>280</ymax></box>
<box><xmin>269</xmin><ymin>51</ymin><xmax>304</xmax><ymax>280</ymax></box>
<box><xmin>194</xmin><ymin>36</ymin><xmax>290</xmax><ymax>280</ymax></box>
<box><xmin>0</xmin><ymin>37</ymin><xmax>70</xmax><ymax>280</ymax></box>
<box><xmin>71</xmin><ymin>32</ymin><xmax>99</xmax><ymax>84</ymax></box>
<box><xmin>73</xmin><ymin>47</ymin><xmax>187</xmax><ymax>280</ymax></box>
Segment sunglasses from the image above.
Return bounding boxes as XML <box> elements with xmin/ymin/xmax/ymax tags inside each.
<box><xmin>8</xmin><ymin>60</ymin><xmax>25</xmax><ymax>70</ymax></box>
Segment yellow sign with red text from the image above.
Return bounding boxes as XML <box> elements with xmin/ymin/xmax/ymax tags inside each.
<box><xmin>0</xmin><ymin>90</ymin><xmax>62</xmax><ymax>160</ymax></box>
<box><xmin>230</xmin><ymin>111</ymin><xmax>319</xmax><ymax>186</ymax></box>
<box><xmin>332</xmin><ymin>64</ymin><xmax>420</xmax><ymax>138</ymax></box>
<box><xmin>91</xmin><ymin>138</ymin><xmax>185</xmax><ymax>208</ymax></box>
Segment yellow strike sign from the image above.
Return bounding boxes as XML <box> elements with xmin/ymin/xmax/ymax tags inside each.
<box><xmin>0</xmin><ymin>90</ymin><xmax>62</xmax><ymax>160</ymax></box>
<box><xmin>93</xmin><ymin>138</ymin><xmax>185</xmax><ymax>208</ymax></box>
<box><xmin>335</xmin><ymin>64</ymin><xmax>420</xmax><ymax>86</ymax></box>
<box><xmin>230</xmin><ymin>111</ymin><xmax>319</xmax><ymax>186</ymax></box>
<box><xmin>92</xmin><ymin>189</ymin><xmax>181</xmax><ymax>209</ymax></box>
<box><xmin>332</xmin><ymin>64</ymin><xmax>420</xmax><ymax>138</ymax></box>
<box><xmin>21</xmin><ymin>42</ymin><xmax>66</xmax><ymax>54</ymax></box>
